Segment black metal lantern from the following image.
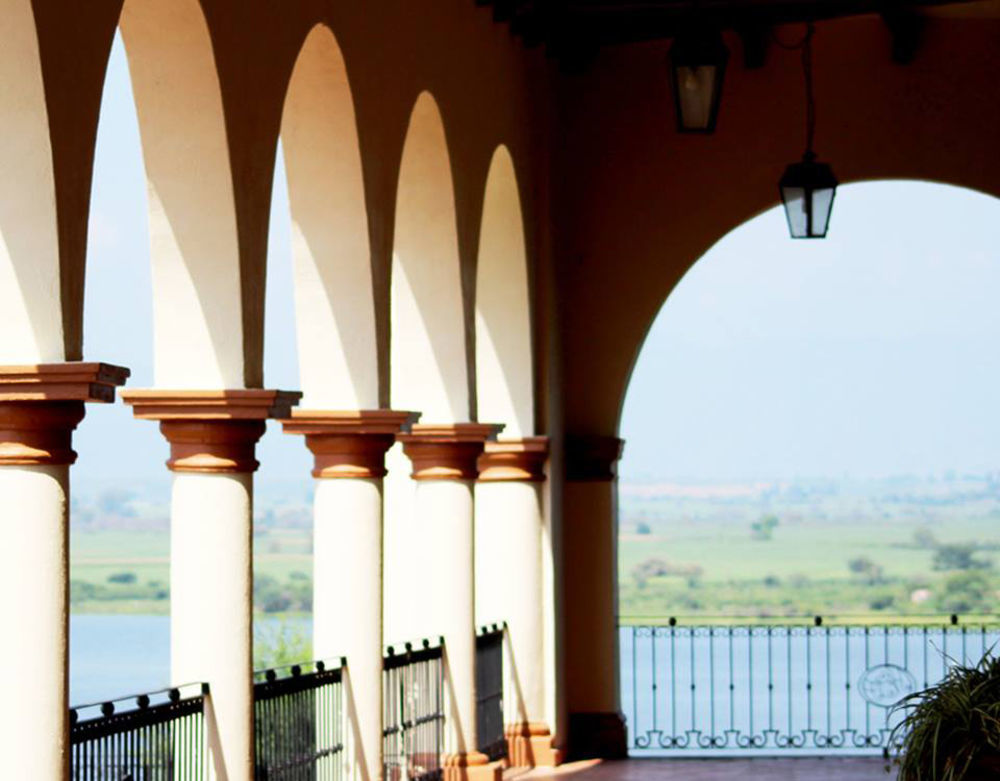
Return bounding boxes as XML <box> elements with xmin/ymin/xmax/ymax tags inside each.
<box><xmin>779</xmin><ymin>24</ymin><xmax>838</xmax><ymax>238</ymax></box>
<box><xmin>779</xmin><ymin>152</ymin><xmax>838</xmax><ymax>238</ymax></box>
<box><xmin>669</xmin><ymin>30</ymin><xmax>729</xmax><ymax>133</ymax></box>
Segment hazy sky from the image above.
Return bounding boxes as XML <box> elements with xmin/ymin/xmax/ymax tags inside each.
<box><xmin>73</xmin><ymin>35</ymin><xmax>1000</xmax><ymax>498</ymax></box>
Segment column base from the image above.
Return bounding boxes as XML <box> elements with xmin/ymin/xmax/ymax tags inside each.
<box><xmin>505</xmin><ymin>723</ymin><xmax>563</xmax><ymax>767</ymax></box>
<box><xmin>568</xmin><ymin>712</ymin><xmax>627</xmax><ymax>760</ymax></box>
<box><xmin>442</xmin><ymin>751</ymin><xmax>503</xmax><ymax>781</ymax></box>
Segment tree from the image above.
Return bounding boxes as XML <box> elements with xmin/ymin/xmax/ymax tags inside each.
<box><xmin>935</xmin><ymin>570</ymin><xmax>993</xmax><ymax>614</ymax></box>
<box><xmin>932</xmin><ymin>544</ymin><xmax>991</xmax><ymax>571</ymax></box>
<box><xmin>751</xmin><ymin>514</ymin><xmax>779</xmax><ymax>541</ymax></box>
<box><xmin>636</xmin><ymin>521</ymin><xmax>652</xmax><ymax>535</ymax></box>
<box><xmin>913</xmin><ymin>527</ymin><xmax>937</xmax><ymax>549</ymax></box>
<box><xmin>848</xmin><ymin>556</ymin><xmax>885</xmax><ymax>584</ymax></box>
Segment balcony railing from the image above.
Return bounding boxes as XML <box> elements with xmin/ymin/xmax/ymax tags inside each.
<box><xmin>475</xmin><ymin>624</ymin><xmax>507</xmax><ymax>762</ymax></box>
<box><xmin>253</xmin><ymin>659</ymin><xmax>346</xmax><ymax>780</ymax></box>
<box><xmin>70</xmin><ymin>683</ymin><xmax>209</xmax><ymax>780</ymax></box>
<box><xmin>621</xmin><ymin>615</ymin><xmax>1000</xmax><ymax>756</ymax></box>
<box><xmin>383</xmin><ymin>639</ymin><xmax>445</xmax><ymax>781</ymax></box>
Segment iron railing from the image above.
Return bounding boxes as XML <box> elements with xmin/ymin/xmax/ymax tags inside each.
<box><xmin>70</xmin><ymin>683</ymin><xmax>210</xmax><ymax>780</ymax></box>
<box><xmin>254</xmin><ymin>659</ymin><xmax>346</xmax><ymax>780</ymax></box>
<box><xmin>621</xmin><ymin>615</ymin><xmax>1000</xmax><ymax>756</ymax></box>
<box><xmin>383</xmin><ymin>639</ymin><xmax>445</xmax><ymax>781</ymax></box>
<box><xmin>475</xmin><ymin>624</ymin><xmax>507</xmax><ymax>762</ymax></box>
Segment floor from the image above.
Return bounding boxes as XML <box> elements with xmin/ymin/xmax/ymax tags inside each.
<box><xmin>506</xmin><ymin>758</ymin><xmax>890</xmax><ymax>781</ymax></box>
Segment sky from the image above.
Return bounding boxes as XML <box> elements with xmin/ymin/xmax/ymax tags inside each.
<box><xmin>74</xmin><ymin>34</ymin><xmax>1000</xmax><ymax>499</ymax></box>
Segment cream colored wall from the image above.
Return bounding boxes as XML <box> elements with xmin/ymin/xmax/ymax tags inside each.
<box><xmin>120</xmin><ymin>0</ymin><xmax>245</xmax><ymax>389</ymax></box>
<box><xmin>390</xmin><ymin>92</ymin><xmax>469</xmax><ymax>423</ymax></box>
<box><xmin>282</xmin><ymin>25</ymin><xmax>378</xmax><ymax>409</ymax></box>
<box><xmin>475</xmin><ymin>146</ymin><xmax>534</xmax><ymax>436</ymax></box>
<box><xmin>0</xmin><ymin>0</ymin><xmax>64</xmax><ymax>363</ymax></box>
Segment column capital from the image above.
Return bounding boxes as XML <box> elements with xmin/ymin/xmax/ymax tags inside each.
<box><xmin>398</xmin><ymin>423</ymin><xmax>503</xmax><ymax>481</ymax></box>
<box><xmin>0</xmin><ymin>363</ymin><xmax>130</xmax><ymax>466</ymax></box>
<box><xmin>478</xmin><ymin>436</ymin><xmax>549</xmax><ymax>483</ymax></box>
<box><xmin>280</xmin><ymin>409</ymin><xmax>419</xmax><ymax>479</ymax></box>
<box><xmin>564</xmin><ymin>434</ymin><xmax>624</xmax><ymax>482</ymax></box>
<box><xmin>121</xmin><ymin>389</ymin><xmax>301</xmax><ymax>473</ymax></box>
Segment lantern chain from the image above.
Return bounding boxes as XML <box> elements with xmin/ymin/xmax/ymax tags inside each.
<box><xmin>772</xmin><ymin>23</ymin><xmax>818</xmax><ymax>159</ymax></box>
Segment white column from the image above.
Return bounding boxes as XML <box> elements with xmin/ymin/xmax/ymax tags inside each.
<box><xmin>171</xmin><ymin>471</ymin><xmax>254</xmax><ymax>780</ymax></box>
<box><xmin>0</xmin><ymin>462</ymin><xmax>70</xmax><ymax>779</ymax></box>
<box><xmin>123</xmin><ymin>390</ymin><xmax>299</xmax><ymax>781</ymax></box>
<box><xmin>475</xmin><ymin>437</ymin><xmax>559</xmax><ymax>766</ymax></box>
<box><xmin>281</xmin><ymin>410</ymin><xmax>413</xmax><ymax>781</ymax></box>
<box><xmin>0</xmin><ymin>366</ymin><xmax>129</xmax><ymax>780</ymax></box>
<box><xmin>400</xmin><ymin>423</ymin><xmax>502</xmax><ymax>781</ymax></box>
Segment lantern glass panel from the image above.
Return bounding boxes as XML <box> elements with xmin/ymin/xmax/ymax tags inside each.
<box><xmin>780</xmin><ymin>186</ymin><xmax>809</xmax><ymax>238</ymax></box>
<box><xmin>674</xmin><ymin>65</ymin><xmax>720</xmax><ymax>131</ymax></box>
<box><xmin>810</xmin><ymin>186</ymin><xmax>836</xmax><ymax>237</ymax></box>
<box><xmin>779</xmin><ymin>159</ymin><xmax>838</xmax><ymax>238</ymax></box>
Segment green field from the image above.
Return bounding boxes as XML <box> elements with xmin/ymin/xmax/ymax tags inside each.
<box><xmin>70</xmin><ymin>527</ymin><xmax>313</xmax><ymax>615</ymax></box>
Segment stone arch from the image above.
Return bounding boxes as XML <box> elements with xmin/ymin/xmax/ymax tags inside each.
<box><xmin>119</xmin><ymin>0</ymin><xmax>244</xmax><ymax>389</ymax></box>
<box><xmin>475</xmin><ymin>145</ymin><xmax>534</xmax><ymax>436</ymax></box>
<box><xmin>279</xmin><ymin>23</ymin><xmax>376</xmax><ymax>409</ymax></box>
<box><xmin>0</xmin><ymin>0</ymin><xmax>63</xmax><ymax>362</ymax></box>
<box><xmin>390</xmin><ymin>91</ymin><xmax>468</xmax><ymax>422</ymax></box>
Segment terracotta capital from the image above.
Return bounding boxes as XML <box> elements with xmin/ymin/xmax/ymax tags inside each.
<box><xmin>564</xmin><ymin>435</ymin><xmax>624</xmax><ymax>482</ymax></box>
<box><xmin>0</xmin><ymin>363</ymin><xmax>130</xmax><ymax>466</ymax></box>
<box><xmin>478</xmin><ymin>437</ymin><xmax>549</xmax><ymax>483</ymax></box>
<box><xmin>398</xmin><ymin>423</ymin><xmax>503</xmax><ymax>481</ymax></box>
<box><xmin>121</xmin><ymin>389</ymin><xmax>301</xmax><ymax>473</ymax></box>
<box><xmin>280</xmin><ymin>410</ymin><xmax>418</xmax><ymax>479</ymax></box>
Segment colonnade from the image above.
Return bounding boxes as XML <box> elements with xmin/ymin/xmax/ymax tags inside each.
<box><xmin>0</xmin><ymin>370</ymin><xmax>560</xmax><ymax>779</ymax></box>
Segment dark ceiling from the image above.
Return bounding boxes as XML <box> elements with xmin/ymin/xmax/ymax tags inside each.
<box><xmin>474</xmin><ymin>0</ymin><xmax>976</xmax><ymax>65</ymax></box>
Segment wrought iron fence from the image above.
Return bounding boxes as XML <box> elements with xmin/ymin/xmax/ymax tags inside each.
<box><xmin>475</xmin><ymin>624</ymin><xmax>507</xmax><ymax>762</ymax></box>
<box><xmin>621</xmin><ymin>616</ymin><xmax>1000</xmax><ymax>756</ymax></box>
<box><xmin>254</xmin><ymin>659</ymin><xmax>346</xmax><ymax>780</ymax></box>
<box><xmin>70</xmin><ymin>683</ymin><xmax>210</xmax><ymax>780</ymax></box>
<box><xmin>383</xmin><ymin>639</ymin><xmax>445</xmax><ymax>781</ymax></box>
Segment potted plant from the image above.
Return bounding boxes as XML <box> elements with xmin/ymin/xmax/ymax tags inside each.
<box><xmin>889</xmin><ymin>652</ymin><xmax>1000</xmax><ymax>780</ymax></box>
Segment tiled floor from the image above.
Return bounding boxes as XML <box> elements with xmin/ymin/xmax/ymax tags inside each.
<box><xmin>506</xmin><ymin>758</ymin><xmax>890</xmax><ymax>780</ymax></box>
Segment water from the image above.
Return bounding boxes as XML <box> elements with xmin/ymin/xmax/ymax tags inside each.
<box><xmin>69</xmin><ymin>614</ymin><xmax>312</xmax><ymax>707</ymax></box>
<box><xmin>70</xmin><ymin>614</ymin><xmax>170</xmax><ymax>705</ymax></box>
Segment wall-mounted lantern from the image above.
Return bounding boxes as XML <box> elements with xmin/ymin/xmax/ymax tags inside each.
<box><xmin>779</xmin><ymin>24</ymin><xmax>838</xmax><ymax>238</ymax></box>
<box><xmin>669</xmin><ymin>30</ymin><xmax>729</xmax><ymax>133</ymax></box>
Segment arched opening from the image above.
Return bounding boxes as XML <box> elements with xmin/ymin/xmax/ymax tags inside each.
<box><xmin>385</xmin><ymin>92</ymin><xmax>467</xmax><ymax>645</ymax></box>
<box><xmin>389</xmin><ymin>91</ymin><xmax>468</xmax><ymax>422</ymax></box>
<box><xmin>0</xmin><ymin>0</ymin><xmax>63</xmax><ymax>362</ymax></box>
<box><xmin>475</xmin><ymin>145</ymin><xmax>533</xmax><ymax>436</ymax></box>
<box><xmin>280</xmin><ymin>24</ymin><xmax>377</xmax><ymax>410</ymax></box>
<box><xmin>617</xmin><ymin>180</ymin><xmax>1000</xmax><ymax>756</ymax></box>
<box><xmin>119</xmin><ymin>0</ymin><xmax>244</xmax><ymax>389</ymax></box>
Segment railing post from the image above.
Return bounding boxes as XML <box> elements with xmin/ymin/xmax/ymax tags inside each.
<box><xmin>281</xmin><ymin>409</ymin><xmax>416</xmax><ymax>781</ymax></box>
<box><xmin>0</xmin><ymin>364</ymin><xmax>128</xmax><ymax>781</ymax></box>
<box><xmin>399</xmin><ymin>424</ymin><xmax>504</xmax><ymax>781</ymax></box>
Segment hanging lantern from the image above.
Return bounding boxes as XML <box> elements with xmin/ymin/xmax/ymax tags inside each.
<box><xmin>779</xmin><ymin>24</ymin><xmax>838</xmax><ymax>239</ymax></box>
<box><xmin>779</xmin><ymin>152</ymin><xmax>838</xmax><ymax>238</ymax></box>
<box><xmin>669</xmin><ymin>30</ymin><xmax>729</xmax><ymax>133</ymax></box>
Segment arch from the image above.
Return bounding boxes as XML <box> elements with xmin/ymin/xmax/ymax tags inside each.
<box><xmin>475</xmin><ymin>146</ymin><xmax>534</xmax><ymax>435</ymax></box>
<box><xmin>119</xmin><ymin>0</ymin><xmax>243</xmax><ymax>388</ymax></box>
<box><xmin>390</xmin><ymin>92</ymin><xmax>468</xmax><ymax>422</ymax></box>
<box><xmin>280</xmin><ymin>24</ymin><xmax>376</xmax><ymax>409</ymax></box>
<box><xmin>0</xmin><ymin>0</ymin><xmax>63</xmax><ymax>362</ymax></box>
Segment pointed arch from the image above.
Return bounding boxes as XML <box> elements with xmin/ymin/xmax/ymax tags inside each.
<box><xmin>0</xmin><ymin>0</ymin><xmax>63</xmax><ymax>362</ymax></box>
<box><xmin>390</xmin><ymin>92</ymin><xmax>468</xmax><ymax>422</ymax></box>
<box><xmin>280</xmin><ymin>24</ymin><xmax>376</xmax><ymax>408</ymax></box>
<box><xmin>119</xmin><ymin>0</ymin><xmax>243</xmax><ymax>388</ymax></box>
<box><xmin>475</xmin><ymin>146</ymin><xmax>534</xmax><ymax>435</ymax></box>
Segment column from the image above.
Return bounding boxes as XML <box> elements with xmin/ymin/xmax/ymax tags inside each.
<box><xmin>0</xmin><ymin>363</ymin><xmax>129</xmax><ymax>780</ymax></box>
<box><xmin>476</xmin><ymin>437</ymin><xmax>561</xmax><ymax>767</ymax></box>
<box><xmin>122</xmin><ymin>390</ymin><xmax>300</xmax><ymax>781</ymax></box>
<box><xmin>398</xmin><ymin>424</ymin><xmax>502</xmax><ymax>781</ymax></box>
<box><xmin>562</xmin><ymin>435</ymin><xmax>627</xmax><ymax>759</ymax></box>
<box><xmin>281</xmin><ymin>410</ymin><xmax>416</xmax><ymax>781</ymax></box>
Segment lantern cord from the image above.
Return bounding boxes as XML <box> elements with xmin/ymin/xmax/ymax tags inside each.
<box><xmin>802</xmin><ymin>23</ymin><xmax>816</xmax><ymax>158</ymax></box>
<box><xmin>772</xmin><ymin>23</ymin><xmax>817</xmax><ymax>158</ymax></box>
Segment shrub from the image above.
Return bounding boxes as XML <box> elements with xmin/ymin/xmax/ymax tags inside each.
<box><xmin>635</xmin><ymin>521</ymin><xmax>652</xmax><ymax>535</ymax></box>
<box><xmin>107</xmin><ymin>572</ymin><xmax>137</xmax><ymax>584</ymax></box>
